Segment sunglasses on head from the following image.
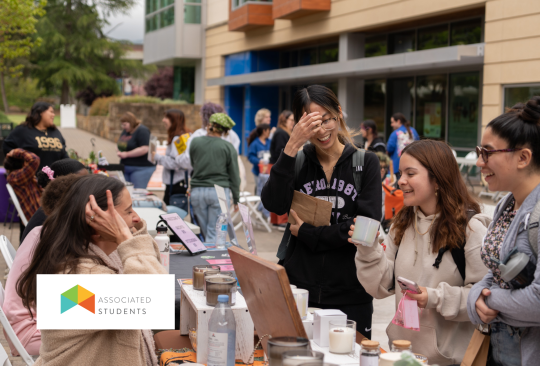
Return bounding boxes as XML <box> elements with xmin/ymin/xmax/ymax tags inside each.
<box><xmin>475</xmin><ymin>146</ymin><xmax>523</xmax><ymax>163</ymax></box>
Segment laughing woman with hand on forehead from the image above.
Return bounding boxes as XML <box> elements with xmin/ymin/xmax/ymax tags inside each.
<box><xmin>261</xmin><ymin>85</ymin><xmax>382</xmax><ymax>338</ymax></box>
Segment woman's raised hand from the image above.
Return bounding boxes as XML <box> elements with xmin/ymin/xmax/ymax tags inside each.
<box><xmin>283</xmin><ymin>112</ymin><xmax>322</xmax><ymax>157</ymax></box>
<box><xmin>86</xmin><ymin>190</ymin><xmax>133</xmax><ymax>244</ymax></box>
<box><xmin>347</xmin><ymin>217</ymin><xmax>380</xmax><ymax>246</ymax></box>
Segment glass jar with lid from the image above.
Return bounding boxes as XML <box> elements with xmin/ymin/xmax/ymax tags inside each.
<box><xmin>360</xmin><ymin>340</ymin><xmax>380</xmax><ymax>366</ymax></box>
<box><xmin>391</xmin><ymin>339</ymin><xmax>412</xmax><ymax>352</ymax></box>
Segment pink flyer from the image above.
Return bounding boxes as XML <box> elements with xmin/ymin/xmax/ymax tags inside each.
<box><xmin>219</xmin><ymin>265</ymin><xmax>234</xmax><ymax>271</ymax></box>
<box><xmin>206</xmin><ymin>259</ymin><xmax>232</xmax><ymax>265</ymax></box>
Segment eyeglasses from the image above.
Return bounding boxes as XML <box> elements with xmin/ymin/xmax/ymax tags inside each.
<box><xmin>476</xmin><ymin>146</ymin><xmax>523</xmax><ymax>163</ymax></box>
<box><xmin>321</xmin><ymin>117</ymin><xmax>337</xmax><ymax>131</ymax></box>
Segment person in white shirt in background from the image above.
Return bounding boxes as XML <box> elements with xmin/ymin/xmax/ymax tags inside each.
<box><xmin>176</xmin><ymin>102</ymin><xmax>240</xmax><ymax>171</ymax></box>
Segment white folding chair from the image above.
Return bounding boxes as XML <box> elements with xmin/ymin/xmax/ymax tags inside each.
<box><xmin>460</xmin><ymin>151</ymin><xmax>479</xmax><ymax>193</ymax></box>
<box><xmin>0</xmin><ymin>344</ymin><xmax>12</xmax><ymax>366</ymax></box>
<box><xmin>5</xmin><ymin>184</ymin><xmax>28</xmax><ymax>226</ymax></box>
<box><xmin>231</xmin><ymin>192</ymin><xmax>272</xmax><ymax>233</ymax></box>
<box><xmin>0</xmin><ymin>283</ymin><xmax>35</xmax><ymax>365</ymax></box>
<box><xmin>0</xmin><ymin>236</ymin><xmax>16</xmax><ymax>270</ymax></box>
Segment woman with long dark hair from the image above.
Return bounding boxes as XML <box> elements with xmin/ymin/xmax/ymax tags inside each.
<box><xmin>3</xmin><ymin>102</ymin><xmax>68</xmax><ymax>170</ymax></box>
<box><xmin>360</xmin><ymin>119</ymin><xmax>386</xmax><ymax>153</ymax></box>
<box><xmin>387</xmin><ymin>112</ymin><xmax>419</xmax><ymax>174</ymax></box>
<box><xmin>261</xmin><ymin>85</ymin><xmax>382</xmax><ymax>338</ymax></box>
<box><xmin>16</xmin><ymin>174</ymin><xmax>165</xmax><ymax>365</ymax></box>
<box><xmin>153</xmin><ymin>109</ymin><xmax>192</xmax><ymax>206</ymax></box>
<box><xmin>467</xmin><ymin>97</ymin><xmax>540</xmax><ymax>366</ymax></box>
<box><xmin>352</xmin><ymin>140</ymin><xmax>490</xmax><ymax>365</ymax></box>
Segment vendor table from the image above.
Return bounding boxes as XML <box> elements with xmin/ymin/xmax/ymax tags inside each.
<box><xmin>133</xmin><ymin>207</ymin><xmax>200</xmax><ymax>235</ymax></box>
<box><xmin>169</xmin><ymin>249</ymin><xmax>232</xmax><ymax>329</ymax></box>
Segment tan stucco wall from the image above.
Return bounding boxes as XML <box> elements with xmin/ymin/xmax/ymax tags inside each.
<box><xmin>207</xmin><ymin>0</ymin><xmax>228</xmax><ymax>28</ymax></box>
<box><xmin>204</xmin><ymin>0</ymin><xmax>486</xmax><ymax>104</ymax></box>
<box><xmin>481</xmin><ymin>0</ymin><xmax>540</xmax><ymax>130</ymax></box>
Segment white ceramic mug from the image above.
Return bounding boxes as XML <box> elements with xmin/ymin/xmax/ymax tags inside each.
<box><xmin>350</xmin><ymin>215</ymin><xmax>380</xmax><ymax>247</ymax></box>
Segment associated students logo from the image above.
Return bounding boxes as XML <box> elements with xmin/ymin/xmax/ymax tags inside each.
<box><xmin>60</xmin><ymin>285</ymin><xmax>95</xmax><ymax>314</ymax></box>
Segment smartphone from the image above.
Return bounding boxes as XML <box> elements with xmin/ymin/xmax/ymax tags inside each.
<box><xmin>159</xmin><ymin>213</ymin><xmax>207</xmax><ymax>256</ymax></box>
<box><xmin>397</xmin><ymin>276</ymin><xmax>422</xmax><ymax>294</ymax></box>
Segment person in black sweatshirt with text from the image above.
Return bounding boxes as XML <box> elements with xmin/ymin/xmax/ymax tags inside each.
<box><xmin>261</xmin><ymin>85</ymin><xmax>382</xmax><ymax>338</ymax></box>
<box><xmin>3</xmin><ymin>102</ymin><xmax>69</xmax><ymax>170</ymax></box>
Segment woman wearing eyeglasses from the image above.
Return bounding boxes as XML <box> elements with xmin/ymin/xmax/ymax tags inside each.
<box><xmin>467</xmin><ymin>96</ymin><xmax>540</xmax><ymax>366</ymax></box>
<box><xmin>261</xmin><ymin>85</ymin><xmax>382</xmax><ymax>338</ymax></box>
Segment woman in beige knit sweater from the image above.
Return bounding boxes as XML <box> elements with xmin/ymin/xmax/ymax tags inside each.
<box><xmin>17</xmin><ymin>174</ymin><xmax>166</xmax><ymax>366</ymax></box>
<box><xmin>350</xmin><ymin>140</ymin><xmax>491</xmax><ymax>366</ymax></box>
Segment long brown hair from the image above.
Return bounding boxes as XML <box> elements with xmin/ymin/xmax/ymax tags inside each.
<box><xmin>292</xmin><ymin>85</ymin><xmax>358</xmax><ymax>145</ymax></box>
<box><xmin>278</xmin><ymin>110</ymin><xmax>293</xmax><ymax>135</ymax></box>
<box><xmin>17</xmin><ymin>175</ymin><xmax>126</xmax><ymax>314</ymax></box>
<box><xmin>391</xmin><ymin>140</ymin><xmax>480</xmax><ymax>252</ymax></box>
<box><xmin>165</xmin><ymin>109</ymin><xmax>191</xmax><ymax>144</ymax></box>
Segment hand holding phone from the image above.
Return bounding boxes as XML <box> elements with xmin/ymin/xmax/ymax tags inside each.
<box><xmin>397</xmin><ymin>276</ymin><xmax>422</xmax><ymax>294</ymax></box>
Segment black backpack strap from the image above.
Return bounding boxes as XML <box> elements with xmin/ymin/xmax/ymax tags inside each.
<box><xmin>351</xmin><ymin>149</ymin><xmax>365</xmax><ymax>194</ymax></box>
<box><xmin>432</xmin><ymin>210</ymin><xmax>476</xmax><ymax>280</ymax></box>
<box><xmin>276</xmin><ymin>150</ymin><xmax>305</xmax><ymax>261</ymax></box>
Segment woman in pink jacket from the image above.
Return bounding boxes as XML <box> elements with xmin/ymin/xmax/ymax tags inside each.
<box><xmin>3</xmin><ymin>174</ymin><xmax>84</xmax><ymax>355</ymax></box>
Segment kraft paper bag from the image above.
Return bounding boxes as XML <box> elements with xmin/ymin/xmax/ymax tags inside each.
<box><xmin>461</xmin><ymin>328</ymin><xmax>490</xmax><ymax>366</ymax></box>
<box><xmin>288</xmin><ymin>191</ymin><xmax>332</xmax><ymax>227</ymax></box>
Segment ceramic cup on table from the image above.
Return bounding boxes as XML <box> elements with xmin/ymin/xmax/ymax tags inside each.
<box><xmin>350</xmin><ymin>215</ymin><xmax>380</xmax><ymax>247</ymax></box>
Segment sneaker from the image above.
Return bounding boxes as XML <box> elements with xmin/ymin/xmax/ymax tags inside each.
<box><xmin>273</xmin><ymin>224</ymin><xmax>287</xmax><ymax>232</ymax></box>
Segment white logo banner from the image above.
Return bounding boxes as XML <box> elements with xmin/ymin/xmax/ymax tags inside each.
<box><xmin>37</xmin><ymin>274</ymin><xmax>175</xmax><ymax>330</ymax></box>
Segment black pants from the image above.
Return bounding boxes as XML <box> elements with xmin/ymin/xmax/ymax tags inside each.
<box><xmin>19</xmin><ymin>221</ymin><xmax>25</xmax><ymax>244</ymax></box>
<box><xmin>163</xmin><ymin>180</ymin><xmax>188</xmax><ymax>205</ymax></box>
<box><xmin>308</xmin><ymin>301</ymin><xmax>373</xmax><ymax>340</ymax></box>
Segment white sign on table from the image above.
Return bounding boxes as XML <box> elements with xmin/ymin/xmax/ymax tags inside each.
<box><xmin>238</xmin><ymin>203</ymin><xmax>257</xmax><ymax>255</ymax></box>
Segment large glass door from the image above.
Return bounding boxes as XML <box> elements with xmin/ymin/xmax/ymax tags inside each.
<box><xmin>415</xmin><ymin>75</ymin><xmax>447</xmax><ymax>140</ymax></box>
<box><xmin>386</xmin><ymin>78</ymin><xmax>415</xmax><ymax>140</ymax></box>
<box><xmin>448</xmin><ymin>72</ymin><xmax>480</xmax><ymax>149</ymax></box>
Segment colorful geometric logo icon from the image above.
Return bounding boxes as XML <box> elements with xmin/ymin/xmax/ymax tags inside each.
<box><xmin>61</xmin><ymin>285</ymin><xmax>95</xmax><ymax>314</ymax></box>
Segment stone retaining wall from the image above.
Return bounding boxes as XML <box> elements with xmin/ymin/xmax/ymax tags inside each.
<box><xmin>77</xmin><ymin>103</ymin><xmax>202</xmax><ymax>143</ymax></box>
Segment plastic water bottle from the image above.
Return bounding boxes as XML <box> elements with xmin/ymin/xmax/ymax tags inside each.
<box><xmin>207</xmin><ymin>295</ymin><xmax>236</xmax><ymax>366</ymax></box>
<box><xmin>154</xmin><ymin>224</ymin><xmax>170</xmax><ymax>273</ymax></box>
<box><xmin>215</xmin><ymin>213</ymin><xmax>228</xmax><ymax>250</ymax></box>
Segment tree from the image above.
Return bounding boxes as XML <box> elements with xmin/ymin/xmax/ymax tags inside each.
<box><xmin>31</xmin><ymin>0</ymin><xmax>151</xmax><ymax>104</ymax></box>
<box><xmin>144</xmin><ymin>67</ymin><xmax>174</xmax><ymax>99</ymax></box>
<box><xmin>0</xmin><ymin>0</ymin><xmax>46</xmax><ymax>113</ymax></box>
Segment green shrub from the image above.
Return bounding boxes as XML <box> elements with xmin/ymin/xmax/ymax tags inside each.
<box><xmin>0</xmin><ymin>77</ymin><xmax>46</xmax><ymax>112</ymax></box>
<box><xmin>0</xmin><ymin>111</ymin><xmax>11</xmax><ymax>123</ymax></box>
<box><xmin>89</xmin><ymin>96</ymin><xmax>119</xmax><ymax>116</ymax></box>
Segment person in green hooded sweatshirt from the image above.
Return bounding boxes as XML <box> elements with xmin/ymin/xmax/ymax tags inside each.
<box><xmin>188</xmin><ymin>113</ymin><xmax>240</xmax><ymax>242</ymax></box>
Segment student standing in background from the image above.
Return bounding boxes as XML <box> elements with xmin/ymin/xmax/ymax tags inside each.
<box><xmin>387</xmin><ymin>112</ymin><xmax>419</xmax><ymax>174</ymax></box>
<box><xmin>248</xmin><ymin>123</ymin><xmax>271</xmax><ymax>219</ymax></box>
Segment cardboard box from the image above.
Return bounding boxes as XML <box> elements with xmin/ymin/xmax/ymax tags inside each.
<box><xmin>313</xmin><ymin>309</ymin><xmax>346</xmax><ymax>347</ymax></box>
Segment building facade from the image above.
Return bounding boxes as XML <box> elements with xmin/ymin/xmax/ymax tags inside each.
<box><xmin>201</xmin><ymin>0</ymin><xmax>540</xmax><ymax>154</ymax></box>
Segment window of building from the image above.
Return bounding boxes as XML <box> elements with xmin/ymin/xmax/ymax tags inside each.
<box><xmin>318</xmin><ymin>43</ymin><xmax>339</xmax><ymax>64</ymax></box>
<box><xmin>161</xmin><ymin>7</ymin><xmax>175</xmax><ymax>28</ymax></box>
<box><xmin>174</xmin><ymin>66</ymin><xmax>195</xmax><ymax>103</ymax></box>
<box><xmin>232</xmin><ymin>0</ymin><xmax>272</xmax><ymax>10</ymax></box>
<box><xmin>145</xmin><ymin>0</ymin><xmax>175</xmax><ymax>33</ymax></box>
<box><xmin>185</xmin><ymin>0</ymin><xmax>202</xmax><ymax>24</ymax></box>
<box><xmin>417</xmin><ymin>25</ymin><xmax>449</xmax><ymax>51</ymax></box>
<box><xmin>299</xmin><ymin>47</ymin><xmax>317</xmax><ymax>66</ymax></box>
<box><xmin>364</xmin><ymin>79</ymin><xmax>386</xmax><ymax>134</ymax></box>
<box><xmin>389</xmin><ymin>31</ymin><xmax>415</xmax><ymax>54</ymax></box>
<box><xmin>415</xmin><ymin>74</ymin><xmax>447</xmax><ymax>139</ymax></box>
<box><xmin>504</xmin><ymin>84</ymin><xmax>540</xmax><ymax>110</ymax></box>
<box><xmin>365</xmin><ymin>36</ymin><xmax>387</xmax><ymax>58</ymax></box>
<box><xmin>451</xmin><ymin>19</ymin><xmax>482</xmax><ymax>46</ymax></box>
<box><xmin>448</xmin><ymin>72</ymin><xmax>480</xmax><ymax>148</ymax></box>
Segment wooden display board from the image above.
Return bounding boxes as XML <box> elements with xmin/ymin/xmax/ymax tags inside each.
<box><xmin>228</xmin><ymin>247</ymin><xmax>307</xmax><ymax>354</ymax></box>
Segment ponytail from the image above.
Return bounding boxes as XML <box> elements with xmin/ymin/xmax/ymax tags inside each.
<box><xmin>392</xmin><ymin>112</ymin><xmax>412</xmax><ymax>139</ymax></box>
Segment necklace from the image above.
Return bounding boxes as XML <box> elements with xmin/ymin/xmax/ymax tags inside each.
<box><xmin>36</xmin><ymin>127</ymin><xmax>48</xmax><ymax>136</ymax></box>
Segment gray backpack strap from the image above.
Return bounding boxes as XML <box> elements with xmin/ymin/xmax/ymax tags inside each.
<box><xmin>527</xmin><ymin>200</ymin><xmax>540</xmax><ymax>259</ymax></box>
<box><xmin>276</xmin><ymin>150</ymin><xmax>305</xmax><ymax>261</ymax></box>
<box><xmin>351</xmin><ymin>149</ymin><xmax>365</xmax><ymax>193</ymax></box>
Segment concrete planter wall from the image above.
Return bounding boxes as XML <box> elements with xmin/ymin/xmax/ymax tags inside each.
<box><xmin>77</xmin><ymin>103</ymin><xmax>202</xmax><ymax>143</ymax></box>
